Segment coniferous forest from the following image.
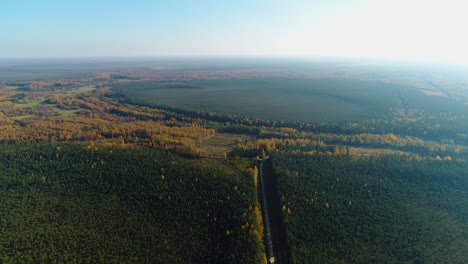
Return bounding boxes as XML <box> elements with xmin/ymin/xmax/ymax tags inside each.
<box><xmin>0</xmin><ymin>143</ymin><xmax>263</xmax><ymax>263</ymax></box>
<box><xmin>273</xmin><ymin>149</ymin><xmax>468</xmax><ymax>263</ymax></box>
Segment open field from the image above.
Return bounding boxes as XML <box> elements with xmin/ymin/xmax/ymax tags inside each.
<box><xmin>10</xmin><ymin>114</ymin><xmax>36</xmax><ymax>120</ymax></box>
<box><xmin>0</xmin><ymin>84</ymin><xmax>97</xmax><ymax>121</ymax></box>
<box><xmin>198</xmin><ymin>133</ymin><xmax>256</xmax><ymax>157</ymax></box>
<box><xmin>69</xmin><ymin>86</ymin><xmax>96</xmax><ymax>94</ymax></box>
<box><xmin>13</xmin><ymin>100</ymin><xmax>45</xmax><ymax>109</ymax></box>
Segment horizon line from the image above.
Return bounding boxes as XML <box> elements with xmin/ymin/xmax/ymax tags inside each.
<box><xmin>0</xmin><ymin>55</ymin><xmax>466</xmax><ymax>68</ymax></box>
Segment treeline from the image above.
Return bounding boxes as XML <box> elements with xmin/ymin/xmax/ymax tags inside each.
<box><xmin>255</xmin><ymin>133</ymin><xmax>465</xmax><ymax>158</ymax></box>
<box><xmin>116</xmin><ymin>84</ymin><xmax>468</xmax><ymax>143</ymax></box>
<box><xmin>116</xmin><ymin>87</ymin><xmax>468</xmax><ymax>156</ymax></box>
<box><xmin>0</xmin><ymin>143</ymin><xmax>264</xmax><ymax>263</ymax></box>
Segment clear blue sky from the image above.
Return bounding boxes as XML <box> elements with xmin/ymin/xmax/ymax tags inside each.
<box><xmin>2</xmin><ymin>0</ymin><xmax>467</xmax><ymax>64</ymax></box>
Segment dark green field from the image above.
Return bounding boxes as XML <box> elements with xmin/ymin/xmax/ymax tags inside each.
<box><xmin>115</xmin><ymin>77</ymin><xmax>466</xmax><ymax>122</ymax></box>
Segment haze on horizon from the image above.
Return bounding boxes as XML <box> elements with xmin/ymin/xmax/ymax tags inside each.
<box><xmin>2</xmin><ymin>0</ymin><xmax>468</xmax><ymax>65</ymax></box>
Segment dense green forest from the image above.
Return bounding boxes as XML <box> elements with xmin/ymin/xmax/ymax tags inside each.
<box><xmin>272</xmin><ymin>149</ymin><xmax>468</xmax><ymax>263</ymax></box>
<box><xmin>2</xmin><ymin>61</ymin><xmax>468</xmax><ymax>263</ymax></box>
<box><xmin>114</xmin><ymin>77</ymin><xmax>468</xmax><ymax>124</ymax></box>
<box><xmin>0</xmin><ymin>143</ymin><xmax>263</xmax><ymax>263</ymax></box>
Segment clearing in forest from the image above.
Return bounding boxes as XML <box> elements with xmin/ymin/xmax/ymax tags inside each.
<box><xmin>198</xmin><ymin>133</ymin><xmax>256</xmax><ymax>157</ymax></box>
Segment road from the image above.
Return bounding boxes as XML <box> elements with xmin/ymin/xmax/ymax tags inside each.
<box><xmin>258</xmin><ymin>158</ymin><xmax>290</xmax><ymax>264</ymax></box>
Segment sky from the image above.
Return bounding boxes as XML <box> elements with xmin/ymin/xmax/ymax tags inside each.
<box><xmin>2</xmin><ymin>0</ymin><xmax>468</xmax><ymax>65</ymax></box>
